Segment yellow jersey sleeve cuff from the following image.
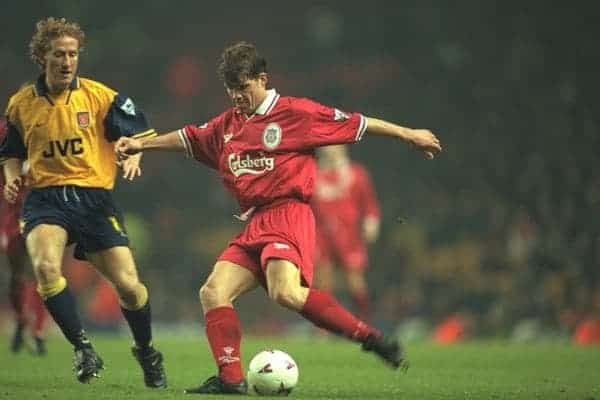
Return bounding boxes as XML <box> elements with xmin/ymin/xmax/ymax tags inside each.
<box><xmin>132</xmin><ymin>129</ymin><xmax>157</xmax><ymax>140</ymax></box>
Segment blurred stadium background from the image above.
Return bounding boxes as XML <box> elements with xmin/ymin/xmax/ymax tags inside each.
<box><xmin>0</xmin><ymin>1</ymin><xmax>598</xmax><ymax>345</ymax></box>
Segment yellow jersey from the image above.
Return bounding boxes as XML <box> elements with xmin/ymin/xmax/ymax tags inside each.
<box><xmin>1</xmin><ymin>75</ymin><xmax>156</xmax><ymax>189</ymax></box>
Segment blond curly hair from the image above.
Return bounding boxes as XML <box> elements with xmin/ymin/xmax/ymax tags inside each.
<box><xmin>29</xmin><ymin>17</ymin><xmax>85</xmax><ymax>69</ymax></box>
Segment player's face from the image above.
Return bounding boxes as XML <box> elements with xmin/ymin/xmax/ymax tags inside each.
<box><xmin>43</xmin><ymin>35</ymin><xmax>79</xmax><ymax>94</ymax></box>
<box><xmin>226</xmin><ymin>73</ymin><xmax>268</xmax><ymax>116</ymax></box>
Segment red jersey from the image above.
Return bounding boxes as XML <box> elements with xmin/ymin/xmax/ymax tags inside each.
<box><xmin>179</xmin><ymin>90</ymin><xmax>367</xmax><ymax>213</ymax></box>
<box><xmin>312</xmin><ymin>161</ymin><xmax>380</xmax><ymax>241</ymax></box>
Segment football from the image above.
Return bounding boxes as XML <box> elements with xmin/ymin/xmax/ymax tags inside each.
<box><xmin>247</xmin><ymin>349</ymin><xmax>299</xmax><ymax>396</ymax></box>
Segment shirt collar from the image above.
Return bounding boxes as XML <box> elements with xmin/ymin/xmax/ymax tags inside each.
<box><xmin>254</xmin><ymin>89</ymin><xmax>279</xmax><ymax>115</ymax></box>
<box><xmin>34</xmin><ymin>74</ymin><xmax>80</xmax><ymax>96</ymax></box>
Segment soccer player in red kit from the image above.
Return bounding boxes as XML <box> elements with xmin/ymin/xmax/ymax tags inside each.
<box><xmin>0</xmin><ymin>119</ymin><xmax>49</xmax><ymax>354</ymax></box>
<box><xmin>116</xmin><ymin>41</ymin><xmax>442</xmax><ymax>395</ymax></box>
<box><xmin>313</xmin><ymin>144</ymin><xmax>380</xmax><ymax>322</ymax></box>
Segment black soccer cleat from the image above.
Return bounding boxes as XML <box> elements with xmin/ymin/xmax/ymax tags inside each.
<box><xmin>362</xmin><ymin>334</ymin><xmax>408</xmax><ymax>370</ymax></box>
<box><xmin>73</xmin><ymin>347</ymin><xmax>104</xmax><ymax>383</ymax></box>
<box><xmin>184</xmin><ymin>376</ymin><xmax>248</xmax><ymax>395</ymax></box>
<box><xmin>131</xmin><ymin>346</ymin><xmax>167</xmax><ymax>388</ymax></box>
<box><xmin>10</xmin><ymin>322</ymin><xmax>25</xmax><ymax>353</ymax></box>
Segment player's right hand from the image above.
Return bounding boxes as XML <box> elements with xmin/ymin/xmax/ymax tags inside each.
<box><xmin>115</xmin><ymin>137</ymin><xmax>143</xmax><ymax>160</ymax></box>
<box><xmin>3</xmin><ymin>177</ymin><xmax>22</xmax><ymax>204</ymax></box>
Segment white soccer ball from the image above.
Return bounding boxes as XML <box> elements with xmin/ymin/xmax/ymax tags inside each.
<box><xmin>247</xmin><ymin>349</ymin><xmax>299</xmax><ymax>396</ymax></box>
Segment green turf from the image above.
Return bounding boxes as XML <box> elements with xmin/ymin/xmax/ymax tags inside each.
<box><xmin>0</xmin><ymin>335</ymin><xmax>598</xmax><ymax>399</ymax></box>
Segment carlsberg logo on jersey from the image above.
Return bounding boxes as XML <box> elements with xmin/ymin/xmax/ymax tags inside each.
<box><xmin>228</xmin><ymin>153</ymin><xmax>275</xmax><ymax>177</ymax></box>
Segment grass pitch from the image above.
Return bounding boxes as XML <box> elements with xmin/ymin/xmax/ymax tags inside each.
<box><xmin>0</xmin><ymin>335</ymin><xmax>598</xmax><ymax>399</ymax></box>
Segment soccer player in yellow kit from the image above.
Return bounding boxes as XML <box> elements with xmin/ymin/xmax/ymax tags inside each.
<box><xmin>0</xmin><ymin>17</ymin><xmax>166</xmax><ymax>388</ymax></box>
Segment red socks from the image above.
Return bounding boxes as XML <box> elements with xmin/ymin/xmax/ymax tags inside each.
<box><xmin>300</xmin><ymin>288</ymin><xmax>380</xmax><ymax>342</ymax></box>
<box><xmin>205</xmin><ymin>293</ymin><xmax>378</xmax><ymax>383</ymax></box>
<box><xmin>204</xmin><ymin>307</ymin><xmax>243</xmax><ymax>384</ymax></box>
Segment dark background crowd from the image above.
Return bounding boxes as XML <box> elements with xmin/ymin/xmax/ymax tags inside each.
<box><xmin>1</xmin><ymin>1</ymin><xmax>598</xmax><ymax>341</ymax></box>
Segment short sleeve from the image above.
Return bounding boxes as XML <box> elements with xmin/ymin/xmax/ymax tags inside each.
<box><xmin>0</xmin><ymin>104</ymin><xmax>27</xmax><ymax>161</ymax></box>
<box><xmin>293</xmin><ymin>99</ymin><xmax>368</xmax><ymax>149</ymax></box>
<box><xmin>179</xmin><ymin>116</ymin><xmax>223</xmax><ymax>169</ymax></box>
<box><xmin>103</xmin><ymin>94</ymin><xmax>156</xmax><ymax>142</ymax></box>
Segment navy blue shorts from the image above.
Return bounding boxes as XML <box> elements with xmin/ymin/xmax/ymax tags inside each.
<box><xmin>22</xmin><ymin>186</ymin><xmax>129</xmax><ymax>260</ymax></box>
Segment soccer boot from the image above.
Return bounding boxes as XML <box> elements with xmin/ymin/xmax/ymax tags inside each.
<box><xmin>184</xmin><ymin>376</ymin><xmax>248</xmax><ymax>395</ymax></box>
<box><xmin>73</xmin><ymin>347</ymin><xmax>104</xmax><ymax>383</ymax></box>
<box><xmin>131</xmin><ymin>346</ymin><xmax>167</xmax><ymax>388</ymax></box>
<box><xmin>10</xmin><ymin>322</ymin><xmax>25</xmax><ymax>353</ymax></box>
<box><xmin>362</xmin><ymin>334</ymin><xmax>408</xmax><ymax>370</ymax></box>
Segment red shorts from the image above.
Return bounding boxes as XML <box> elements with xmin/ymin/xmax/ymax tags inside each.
<box><xmin>218</xmin><ymin>199</ymin><xmax>315</xmax><ymax>287</ymax></box>
<box><xmin>315</xmin><ymin>228</ymin><xmax>368</xmax><ymax>271</ymax></box>
<box><xmin>0</xmin><ymin>200</ymin><xmax>24</xmax><ymax>254</ymax></box>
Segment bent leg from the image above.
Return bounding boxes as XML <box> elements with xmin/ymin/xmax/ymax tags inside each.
<box><xmin>265</xmin><ymin>258</ymin><xmax>379</xmax><ymax>342</ymax></box>
<box><xmin>266</xmin><ymin>258</ymin><xmax>403</xmax><ymax>368</ymax></box>
<box><xmin>27</xmin><ymin>224</ymin><xmax>90</xmax><ymax>349</ymax></box>
<box><xmin>88</xmin><ymin>246</ymin><xmax>166</xmax><ymax>388</ymax></box>
<box><xmin>200</xmin><ymin>260</ymin><xmax>258</xmax><ymax>312</ymax></box>
<box><xmin>87</xmin><ymin>246</ymin><xmax>152</xmax><ymax>349</ymax></box>
<box><xmin>199</xmin><ymin>261</ymin><xmax>258</xmax><ymax>385</ymax></box>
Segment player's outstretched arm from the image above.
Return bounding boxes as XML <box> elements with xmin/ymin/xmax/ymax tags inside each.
<box><xmin>365</xmin><ymin>117</ymin><xmax>442</xmax><ymax>159</ymax></box>
<box><xmin>115</xmin><ymin>131</ymin><xmax>184</xmax><ymax>159</ymax></box>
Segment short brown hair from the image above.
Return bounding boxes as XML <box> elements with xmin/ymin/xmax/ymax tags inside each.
<box><xmin>217</xmin><ymin>41</ymin><xmax>267</xmax><ymax>89</ymax></box>
<box><xmin>29</xmin><ymin>17</ymin><xmax>85</xmax><ymax>69</ymax></box>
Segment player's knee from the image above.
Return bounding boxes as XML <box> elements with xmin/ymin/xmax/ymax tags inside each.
<box><xmin>199</xmin><ymin>281</ymin><xmax>220</xmax><ymax>307</ymax></box>
<box><xmin>118</xmin><ymin>282</ymin><xmax>148</xmax><ymax>310</ymax></box>
<box><xmin>107</xmin><ymin>266</ymin><xmax>139</xmax><ymax>292</ymax></box>
<box><xmin>32</xmin><ymin>258</ymin><xmax>62</xmax><ymax>284</ymax></box>
<box><xmin>268</xmin><ymin>287</ymin><xmax>303</xmax><ymax>310</ymax></box>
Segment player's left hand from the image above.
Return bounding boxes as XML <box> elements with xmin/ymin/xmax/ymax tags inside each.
<box><xmin>408</xmin><ymin>129</ymin><xmax>442</xmax><ymax>159</ymax></box>
<box><xmin>118</xmin><ymin>153</ymin><xmax>142</xmax><ymax>181</ymax></box>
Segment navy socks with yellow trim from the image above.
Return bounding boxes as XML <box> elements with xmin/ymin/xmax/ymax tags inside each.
<box><xmin>42</xmin><ymin>284</ymin><xmax>91</xmax><ymax>350</ymax></box>
<box><xmin>121</xmin><ymin>301</ymin><xmax>153</xmax><ymax>351</ymax></box>
<box><xmin>40</xmin><ymin>278</ymin><xmax>153</xmax><ymax>352</ymax></box>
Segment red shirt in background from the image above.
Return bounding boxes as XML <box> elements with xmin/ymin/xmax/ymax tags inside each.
<box><xmin>312</xmin><ymin>161</ymin><xmax>379</xmax><ymax>269</ymax></box>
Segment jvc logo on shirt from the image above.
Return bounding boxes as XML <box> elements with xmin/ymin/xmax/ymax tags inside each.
<box><xmin>228</xmin><ymin>152</ymin><xmax>274</xmax><ymax>177</ymax></box>
<box><xmin>42</xmin><ymin>138</ymin><xmax>84</xmax><ymax>158</ymax></box>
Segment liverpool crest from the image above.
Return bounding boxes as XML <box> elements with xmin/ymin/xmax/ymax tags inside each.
<box><xmin>262</xmin><ymin>123</ymin><xmax>282</xmax><ymax>150</ymax></box>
